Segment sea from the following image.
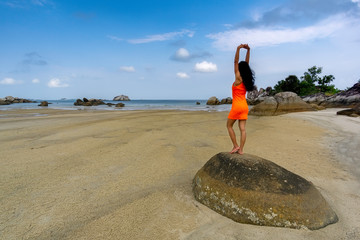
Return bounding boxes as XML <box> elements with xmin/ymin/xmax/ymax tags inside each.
<box><xmin>0</xmin><ymin>99</ymin><xmax>233</xmax><ymax>112</ymax></box>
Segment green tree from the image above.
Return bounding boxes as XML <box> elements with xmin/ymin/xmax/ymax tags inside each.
<box><xmin>274</xmin><ymin>75</ymin><xmax>301</xmax><ymax>94</ymax></box>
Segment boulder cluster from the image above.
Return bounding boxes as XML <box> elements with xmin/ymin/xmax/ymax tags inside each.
<box><xmin>249</xmin><ymin>92</ymin><xmax>314</xmax><ymax>116</ymax></box>
<box><xmin>193</xmin><ymin>152</ymin><xmax>338</xmax><ymax>230</ymax></box>
<box><xmin>247</xmin><ymin>86</ymin><xmax>273</xmax><ymax>105</ymax></box>
<box><xmin>206</xmin><ymin>96</ymin><xmax>232</xmax><ymax>105</ymax></box>
<box><xmin>74</xmin><ymin>98</ymin><xmax>106</xmax><ymax>106</ymax></box>
<box><xmin>303</xmin><ymin>83</ymin><xmax>360</xmax><ymax>108</ymax></box>
<box><xmin>74</xmin><ymin>98</ymin><xmax>125</xmax><ymax>107</ymax></box>
<box><xmin>0</xmin><ymin>96</ymin><xmax>36</xmax><ymax>105</ymax></box>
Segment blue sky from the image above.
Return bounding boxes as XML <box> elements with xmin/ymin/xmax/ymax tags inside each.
<box><xmin>1</xmin><ymin>0</ymin><xmax>360</xmax><ymax>99</ymax></box>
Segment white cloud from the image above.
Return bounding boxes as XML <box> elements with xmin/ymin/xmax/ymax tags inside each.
<box><xmin>107</xmin><ymin>35</ymin><xmax>123</xmax><ymax>41</ymax></box>
<box><xmin>128</xmin><ymin>29</ymin><xmax>194</xmax><ymax>44</ymax></box>
<box><xmin>32</xmin><ymin>78</ymin><xmax>40</xmax><ymax>84</ymax></box>
<box><xmin>207</xmin><ymin>14</ymin><xmax>351</xmax><ymax>50</ymax></box>
<box><xmin>119</xmin><ymin>66</ymin><xmax>135</xmax><ymax>72</ymax></box>
<box><xmin>177</xmin><ymin>72</ymin><xmax>190</xmax><ymax>78</ymax></box>
<box><xmin>0</xmin><ymin>77</ymin><xmax>20</xmax><ymax>85</ymax></box>
<box><xmin>48</xmin><ymin>78</ymin><xmax>69</xmax><ymax>88</ymax></box>
<box><xmin>353</xmin><ymin>0</ymin><xmax>360</xmax><ymax>7</ymax></box>
<box><xmin>176</xmin><ymin>48</ymin><xmax>190</xmax><ymax>59</ymax></box>
<box><xmin>194</xmin><ymin>61</ymin><xmax>218</xmax><ymax>73</ymax></box>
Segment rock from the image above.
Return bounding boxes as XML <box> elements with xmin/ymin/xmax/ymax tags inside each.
<box><xmin>320</xmin><ymin>83</ymin><xmax>360</xmax><ymax>108</ymax></box>
<box><xmin>5</xmin><ymin>96</ymin><xmax>15</xmax><ymax>102</ymax></box>
<box><xmin>196</xmin><ymin>102</ymin><xmax>201</xmax><ymax>105</ymax></box>
<box><xmin>115</xmin><ymin>103</ymin><xmax>125</xmax><ymax>107</ymax></box>
<box><xmin>221</xmin><ymin>97</ymin><xmax>232</xmax><ymax>104</ymax></box>
<box><xmin>206</xmin><ymin>96</ymin><xmax>221</xmax><ymax>105</ymax></box>
<box><xmin>38</xmin><ymin>101</ymin><xmax>48</xmax><ymax>106</ymax></box>
<box><xmin>250</xmin><ymin>92</ymin><xmax>314</xmax><ymax>116</ymax></box>
<box><xmin>106</xmin><ymin>103</ymin><xmax>115</xmax><ymax>107</ymax></box>
<box><xmin>113</xmin><ymin>95</ymin><xmax>130</xmax><ymax>101</ymax></box>
<box><xmin>247</xmin><ymin>86</ymin><xmax>273</xmax><ymax>105</ymax></box>
<box><xmin>74</xmin><ymin>99</ymin><xmax>83</xmax><ymax>106</ymax></box>
<box><xmin>192</xmin><ymin>152</ymin><xmax>338</xmax><ymax>230</ymax></box>
<box><xmin>274</xmin><ymin>92</ymin><xmax>314</xmax><ymax>115</ymax></box>
<box><xmin>302</xmin><ymin>93</ymin><xmax>327</xmax><ymax>105</ymax></box>
<box><xmin>0</xmin><ymin>98</ymin><xmax>10</xmax><ymax>105</ymax></box>
<box><xmin>336</xmin><ymin>104</ymin><xmax>360</xmax><ymax>117</ymax></box>
<box><xmin>248</xmin><ymin>96</ymin><xmax>278</xmax><ymax>116</ymax></box>
<box><xmin>73</xmin><ymin>98</ymin><xmax>106</xmax><ymax>106</ymax></box>
<box><xmin>310</xmin><ymin>104</ymin><xmax>326</xmax><ymax>111</ymax></box>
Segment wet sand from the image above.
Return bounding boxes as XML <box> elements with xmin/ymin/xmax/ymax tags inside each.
<box><xmin>0</xmin><ymin>108</ymin><xmax>359</xmax><ymax>239</ymax></box>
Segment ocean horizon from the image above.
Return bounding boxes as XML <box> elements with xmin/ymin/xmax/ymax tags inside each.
<box><xmin>0</xmin><ymin>99</ymin><xmax>233</xmax><ymax>112</ymax></box>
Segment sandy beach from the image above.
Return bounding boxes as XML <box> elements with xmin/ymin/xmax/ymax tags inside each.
<box><xmin>0</xmin><ymin>108</ymin><xmax>359</xmax><ymax>239</ymax></box>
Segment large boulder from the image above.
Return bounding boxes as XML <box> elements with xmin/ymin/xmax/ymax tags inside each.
<box><xmin>316</xmin><ymin>83</ymin><xmax>360</xmax><ymax>108</ymax></box>
<box><xmin>220</xmin><ymin>97</ymin><xmax>232</xmax><ymax>104</ymax></box>
<box><xmin>192</xmin><ymin>153</ymin><xmax>338</xmax><ymax>230</ymax></box>
<box><xmin>336</xmin><ymin>103</ymin><xmax>360</xmax><ymax>117</ymax></box>
<box><xmin>302</xmin><ymin>93</ymin><xmax>327</xmax><ymax>105</ymax></box>
<box><xmin>250</xmin><ymin>92</ymin><xmax>314</xmax><ymax>116</ymax></box>
<box><xmin>206</xmin><ymin>96</ymin><xmax>221</xmax><ymax>105</ymax></box>
<box><xmin>113</xmin><ymin>95</ymin><xmax>130</xmax><ymax>101</ymax></box>
<box><xmin>248</xmin><ymin>96</ymin><xmax>278</xmax><ymax>116</ymax></box>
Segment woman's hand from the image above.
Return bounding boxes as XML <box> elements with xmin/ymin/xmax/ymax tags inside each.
<box><xmin>243</xmin><ymin>44</ymin><xmax>250</xmax><ymax>50</ymax></box>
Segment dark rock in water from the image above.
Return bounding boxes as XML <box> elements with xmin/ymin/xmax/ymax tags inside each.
<box><xmin>106</xmin><ymin>103</ymin><xmax>115</xmax><ymax>107</ymax></box>
<box><xmin>113</xmin><ymin>95</ymin><xmax>130</xmax><ymax>101</ymax></box>
<box><xmin>336</xmin><ymin>104</ymin><xmax>360</xmax><ymax>117</ymax></box>
<box><xmin>1</xmin><ymin>96</ymin><xmax>36</xmax><ymax>104</ymax></box>
<box><xmin>74</xmin><ymin>99</ymin><xmax>83</xmax><ymax>106</ymax></box>
<box><xmin>0</xmin><ymin>98</ymin><xmax>10</xmax><ymax>105</ymax></box>
<box><xmin>196</xmin><ymin>102</ymin><xmax>201</xmax><ymax>105</ymax></box>
<box><xmin>38</xmin><ymin>101</ymin><xmax>49</xmax><ymax>107</ymax></box>
<box><xmin>221</xmin><ymin>97</ymin><xmax>232</xmax><ymax>104</ymax></box>
<box><xmin>115</xmin><ymin>103</ymin><xmax>125</xmax><ymax>107</ymax></box>
<box><xmin>250</xmin><ymin>92</ymin><xmax>314</xmax><ymax>116</ymax></box>
<box><xmin>74</xmin><ymin>98</ymin><xmax>106</xmax><ymax>106</ymax></box>
<box><xmin>206</xmin><ymin>96</ymin><xmax>221</xmax><ymax>105</ymax></box>
<box><xmin>192</xmin><ymin>152</ymin><xmax>338</xmax><ymax>230</ymax></box>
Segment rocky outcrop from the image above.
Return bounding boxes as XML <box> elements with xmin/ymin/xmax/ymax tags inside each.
<box><xmin>113</xmin><ymin>95</ymin><xmax>130</xmax><ymax>101</ymax></box>
<box><xmin>336</xmin><ymin>104</ymin><xmax>360</xmax><ymax>117</ymax></box>
<box><xmin>192</xmin><ymin>152</ymin><xmax>338</xmax><ymax>230</ymax></box>
<box><xmin>221</xmin><ymin>97</ymin><xmax>232</xmax><ymax>104</ymax></box>
<box><xmin>247</xmin><ymin>86</ymin><xmax>272</xmax><ymax>105</ymax></box>
<box><xmin>1</xmin><ymin>96</ymin><xmax>36</xmax><ymax>105</ymax></box>
<box><xmin>74</xmin><ymin>98</ymin><xmax>106</xmax><ymax>106</ymax></box>
<box><xmin>302</xmin><ymin>83</ymin><xmax>360</xmax><ymax>108</ymax></box>
<box><xmin>302</xmin><ymin>93</ymin><xmax>327</xmax><ymax>105</ymax></box>
<box><xmin>206</xmin><ymin>96</ymin><xmax>221</xmax><ymax>105</ymax></box>
<box><xmin>249</xmin><ymin>92</ymin><xmax>314</xmax><ymax>116</ymax></box>
<box><xmin>321</xmin><ymin>83</ymin><xmax>360</xmax><ymax>108</ymax></box>
<box><xmin>38</xmin><ymin>101</ymin><xmax>49</xmax><ymax>106</ymax></box>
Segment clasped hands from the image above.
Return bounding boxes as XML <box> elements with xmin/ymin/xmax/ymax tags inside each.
<box><xmin>237</xmin><ymin>44</ymin><xmax>250</xmax><ymax>50</ymax></box>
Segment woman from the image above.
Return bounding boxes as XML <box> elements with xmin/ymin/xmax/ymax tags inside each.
<box><xmin>227</xmin><ymin>43</ymin><xmax>255</xmax><ymax>154</ymax></box>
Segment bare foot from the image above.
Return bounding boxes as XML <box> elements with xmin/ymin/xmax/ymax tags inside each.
<box><xmin>238</xmin><ymin>149</ymin><xmax>244</xmax><ymax>155</ymax></box>
<box><xmin>230</xmin><ymin>147</ymin><xmax>240</xmax><ymax>154</ymax></box>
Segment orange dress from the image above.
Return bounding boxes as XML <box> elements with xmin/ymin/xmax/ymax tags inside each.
<box><xmin>228</xmin><ymin>82</ymin><xmax>248</xmax><ymax>120</ymax></box>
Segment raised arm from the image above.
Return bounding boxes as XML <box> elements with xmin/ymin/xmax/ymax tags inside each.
<box><xmin>234</xmin><ymin>45</ymin><xmax>242</xmax><ymax>81</ymax></box>
<box><xmin>244</xmin><ymin>44</ymin><xmax>250</xmax><ymax>63</ymax></box>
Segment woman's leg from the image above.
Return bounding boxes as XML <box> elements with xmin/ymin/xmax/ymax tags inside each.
<box><xmin>238</xmin><ymin>120</ymin><xmax>247</xmax><ymax>154</ymax></box>
<box><xmin>227</xmin><ymin>118</ymin><xmax>239</xmax><ymax>153</ymax></box>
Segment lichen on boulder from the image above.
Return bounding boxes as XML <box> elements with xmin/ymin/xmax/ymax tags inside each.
<box><xmin>192</xmin><ymin>152</ymin><xmax>338</xmax><ymax>230</ymax></box>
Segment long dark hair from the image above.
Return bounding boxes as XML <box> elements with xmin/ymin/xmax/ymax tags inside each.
<box><xmin>239</xmin><ymin>61</ymin><xmax>255</xmax><ymax>91</ymax></box>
